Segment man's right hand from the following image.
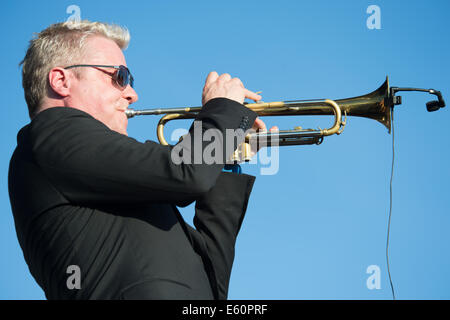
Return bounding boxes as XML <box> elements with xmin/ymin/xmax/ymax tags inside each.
<box><xmin>202</xmin><ymin>71</ymin><xmax>262</xmax><ymax>106</ymax></box>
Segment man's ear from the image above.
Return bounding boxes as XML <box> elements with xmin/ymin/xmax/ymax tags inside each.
<box><xmin>48</xmin><ymin>67</ymin><xmax>73</xmax><ymax>97</ymax></box>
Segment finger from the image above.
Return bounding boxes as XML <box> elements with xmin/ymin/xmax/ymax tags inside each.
<box><xmin>231</xmin><ymin>77</ymin><xmax>244</xmax><ymax>88</ymax></box>
<box><xmin>217</xmin><ymin>73</ymin><xmax>232</xmax><ymax>82</ymax></box>
<box><xmin>269</xmin><ymin>126</ymin><xmax>279</xmax><ymax>132</ymax></box>
<box><xmin>245</xmin><ymin>88</ymin><xmax>262</xmax><ymax>102</ymax></box>
<box><xmin>252</xmin><ymin>117</ymin><xmax>267</xmax><ymax>132</ymax></box>
<box><xmin>205</xmin><ymin>71</ymin><xmax>219</xmax><ymax>87</ymax></box>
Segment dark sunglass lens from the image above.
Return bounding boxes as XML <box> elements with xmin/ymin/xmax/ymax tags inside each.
<box><xmin>116</xmin><ymin>67</ymin><xmax>126</xmax><ymax>87</ymax></box>
<box><xmin>129</xmin><ymin>74</ymin><xmax>134</xmax><ymax>88</ymax></box>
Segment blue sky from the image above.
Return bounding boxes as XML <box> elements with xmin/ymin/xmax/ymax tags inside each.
<box><xmin>1</xmin><ymin>0</ymin><xmax>449</xmax><ymax>299</ymax></box>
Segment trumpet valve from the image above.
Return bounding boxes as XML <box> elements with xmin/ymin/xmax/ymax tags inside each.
<box><xmin>230</xmin><ymin>148</ymin><xmax>241</xmax><ymax>163</ymax></box>
<box><xmin>241</xmin><ymin>142</ymin><xmax>252</xmax><ymax>162</ymax></box>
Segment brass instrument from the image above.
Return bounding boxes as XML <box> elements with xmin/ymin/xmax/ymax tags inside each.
<box><xmin>125</xmin><ymin>76</ymin><xmax>445</xmax><ymax>161</ymax></box>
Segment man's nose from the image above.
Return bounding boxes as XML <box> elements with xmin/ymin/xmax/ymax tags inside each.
<box><xmin>123</xmin><ymin>85</ymin><xmax>138</xmax><ymax>104</ymax></box>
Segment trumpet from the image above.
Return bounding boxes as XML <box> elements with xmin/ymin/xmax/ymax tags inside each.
<box><xmin>125</xmin><ymin>76</ymin><xmax>445</xmax><ymax>160</ymax></box>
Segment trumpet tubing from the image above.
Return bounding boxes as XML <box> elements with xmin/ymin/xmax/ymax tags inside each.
<box><xmin>126</xmin><ymin>77</ymin><xmax>393</xmax><ymax>149</ymax></box>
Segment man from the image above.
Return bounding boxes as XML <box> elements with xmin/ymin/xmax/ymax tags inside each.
<box><xmin>9</xmin><ymin>20</ymin><xmax>273</xmax><ymax>299</ymax></box>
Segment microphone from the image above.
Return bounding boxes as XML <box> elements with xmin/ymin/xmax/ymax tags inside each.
<box><xmin>426</xmin><ymin>90</ymin><xmax>445</xmax><ymax>112</ymax></box>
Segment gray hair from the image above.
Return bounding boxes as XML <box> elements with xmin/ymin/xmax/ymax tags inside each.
<box><xmin>20</xmin><ymin>20</ymin><xmax>130</xmax><ymax>118</ymax></box>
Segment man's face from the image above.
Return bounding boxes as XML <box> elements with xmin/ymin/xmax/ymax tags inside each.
<box><xmin>67</xmin><ymin>36</ymin><xmax>138</xmax><ymax>135</ymax></box>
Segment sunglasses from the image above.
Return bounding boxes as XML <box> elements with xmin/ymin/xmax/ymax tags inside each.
<box><xmin>64</xmin><ymin>64</ymin><xmax>134</xmax><ymax>89</ymax></box>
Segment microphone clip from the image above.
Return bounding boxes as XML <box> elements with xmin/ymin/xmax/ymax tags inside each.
<box><xmin>390</xmin><ymin>86</ymin><xmax>445</xmax><ymax>112</ymax></box>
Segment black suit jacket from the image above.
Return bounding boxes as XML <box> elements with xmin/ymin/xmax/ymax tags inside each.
<box><xmin>8</xmin><ymin>98</ymin><xmax>257</xmax><ymax>300</ymax></box>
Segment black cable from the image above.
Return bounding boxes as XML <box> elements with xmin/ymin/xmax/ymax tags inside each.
<box><xmin>383</xmin><ymin>86</ymin><xmax>444</xmax><ymax>300</ymax></box>
<box><xmin>386</xmin><ymin>106</ymin><xmax>396</xmax><ymax>300</ymax></box>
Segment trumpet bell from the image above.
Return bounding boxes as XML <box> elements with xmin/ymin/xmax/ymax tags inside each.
<box><xmin>335</xmin><ymin>76</ymin><xmax>392</xmax><ymax>133</ymax></box>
